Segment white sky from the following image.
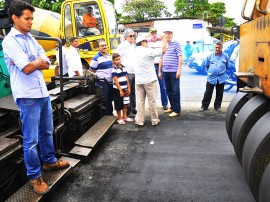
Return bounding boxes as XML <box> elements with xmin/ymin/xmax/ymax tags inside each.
<box><xmin>114</xmin><ymin>0</ymin><xmax>245</xmax><ymax>25</ymax></box>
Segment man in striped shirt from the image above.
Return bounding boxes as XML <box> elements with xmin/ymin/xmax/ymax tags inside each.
<box><xmin>158</xmin><ymin>28</ymin><xmax>182</xmax><ymax>117</ymax></box>
<box><xmin>90</xmin><ymin>40</ymin><xmax>113</xmax><ymax>115</ymax></box>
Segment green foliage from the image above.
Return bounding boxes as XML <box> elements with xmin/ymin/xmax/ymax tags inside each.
<box><xmin>174</xmin><ymin>0</ymin><xmax>210</xmax><ymax>18</ymax></box>
<box><xmin>174</xmin><ymin>0</ymin><xmax>236</xmax><ymax>28</ymax></box>
<box><xmin>120</xmin><ymin>0</ymin><xmax>171</xmax><ymax>22</ymax></box>
<box><xmin>223</xmin><ymin>16</ymin><xmax>236</xmax><ymax>28</ymax></box>
<box><xmin>0</xmin><ymin>0</ymin><xmax>4</xmax><ymax>9</ymax></box>
<box><xmin>32</xmin><ymin>0</ymin><xmax>64</xmax><ymax>13</ymax></box>
<box><xmin>107</xmin><ymin>0</ymin><xmax>114</xmax><ymax>5</ymax></box>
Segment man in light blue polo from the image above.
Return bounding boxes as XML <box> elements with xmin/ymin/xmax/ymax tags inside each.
<box><xmin>199</xmin><ymin>41</ymin><xmax>229</xmax><ymax>112</ymax></box>
<box><xmin>2</xmin><ymin>0</ymin><xmax>69</xmax><ymax>194</ymax></box>
<box><xmin>90</xmin><ymin>40</ymin><xmax>113</xmax><ymax>115</ymax></box>
<box><xmin>158</xmin><ymin>28</ymin><xmax>182</xmax><ymax>117</ymax></box>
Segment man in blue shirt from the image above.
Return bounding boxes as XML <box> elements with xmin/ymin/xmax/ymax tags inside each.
<box><xmin>90</xmin><ymin>40</ymin><xmax>113</xmax><ymax>115</ymax></box>
<box><xmin>199</xmin><ymin>41</ymin><xmax>230</xmax><ymax>112</ymax></box>
<box><xmin>2</xmin><ymin>0</ymin><xmax>69</xmax><ymax>195</ymax></box>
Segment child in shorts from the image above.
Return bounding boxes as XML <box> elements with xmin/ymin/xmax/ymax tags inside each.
<box><xmin>111</xmin><ymin>53</ymin><xmax>133</xmax><ymax>124</ymax></box>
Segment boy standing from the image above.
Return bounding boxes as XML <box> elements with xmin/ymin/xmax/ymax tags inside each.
<box><xmin>111</xmin><ymin>53</ymin><xmax>132</xmax><ymax>124</ymax></box>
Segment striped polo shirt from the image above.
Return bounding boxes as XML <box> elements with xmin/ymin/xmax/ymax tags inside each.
<box><xmin>90</xmin><ymin>52</ymin><xmax>113</xmax><ymax>82</ymax></box>
<box><xmin>111</xmin><ymin>64</ymin><xmax>128</xmax><ymax>90</ymax></box>
<box><xmin>162</xmin><ymin>41</ymin><xmax>182</xmax><ymax>72</ymax></box>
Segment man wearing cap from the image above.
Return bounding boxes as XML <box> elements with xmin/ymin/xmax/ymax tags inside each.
<box><xmin>134</xmin><ymin>35</ymin><xmax>163</xmax><ymax>126</ymax></box>
<box><xmin>82</xmin><ymin>6</ymin><xmax>101</xmax><ymax>35</ymax></box>
<box><xmin>116</xmin><ymin>28</ymin><xmax>137</xmax><ymax>118</ymax></box>
<box><xmin>148</xmin><ymin>28</ymin><xmax>168</xmax><ymax>110</ymax></box>
<box><xmin>158</xmin><ymin>28</ymin><xmax>182</xmax><ymax>117</ymax></box>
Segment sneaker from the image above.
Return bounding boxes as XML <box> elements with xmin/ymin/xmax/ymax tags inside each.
<box><xmin>169</xmin><ymin>112</ymin><xmax>180</xmax><ymax>117</ymax></box>
<box><xmin>163</xmin><ymin>106</ymin><xmax>168</xmax><ymax>110</ymax></box>
<box><xmin>30</xmin><ymin>176</ymin><xmax>50</xmax><ymax>195</ymax></box>
<box><xmin>215</xmin><ymin>108</ymin><xmax>222</xmax><ymax>112</ymax></box>
<box><xmin>164</xmin><ymin>108</ymin><xmax>173</xmax><ymax>113</ymax></box>
<box><xmin>43</xmin><ymin>160</ymin><xmax>70</xmax><ymax>171</ymax></box>
<box><xmin>132</xmin><ymin>109</ymin><xmax>137</xmax><ymax>114</ymax></box>
<box><xmin>199</xmin><ymin>107</ymin><xmax>207</xmax><ymax>112</ymax></box>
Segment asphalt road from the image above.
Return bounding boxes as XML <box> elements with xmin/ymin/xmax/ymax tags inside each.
<box><xmin>48</xmin><ymin>67</ymin><xmax>255</xmax><ymax>202</ymax></box>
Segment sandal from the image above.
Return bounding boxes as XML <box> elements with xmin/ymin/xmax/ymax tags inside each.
<box><xmin>117</xmin><ymin>120</ymin><xmax>125</xmax><ymax>125</ymax></box>
<box><xmin>124</xmin><ymin>117</ymin><xmax>133</xmax><ymax>122</ymax></box>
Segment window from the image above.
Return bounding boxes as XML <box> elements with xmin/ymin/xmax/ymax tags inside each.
<box><xmin>74</xmin><ymin>3</ymin><xmax>104</xmax><ymax>36</ymax></box>
<box><xmin>64</xmin><ymin>4</ymin><xmax>73</xmax><ymax>38</ymax></box>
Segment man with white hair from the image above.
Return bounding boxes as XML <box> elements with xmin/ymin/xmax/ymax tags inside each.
<box><xmin>116</xmin><ymin>28</ymin><xmax>137</xmax><ymax>118</ymax></box>
<box><xmin>158</xmin><ymin>28</ymin><xmax>182</xmax><ymax>117</ymax></box>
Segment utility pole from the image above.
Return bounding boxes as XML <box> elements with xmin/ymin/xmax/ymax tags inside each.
<box><xmin>219</xmin><ymin>15</ymin><xmax>226</xmax><ymax>42</ymax></box>
<box><xmin>202</xmin><ymin>11</ymin><xmax>208</xmax><ymax>51</ymax></box>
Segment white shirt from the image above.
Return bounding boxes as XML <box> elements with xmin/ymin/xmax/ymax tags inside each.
<box><xmin>66</xmin><ymin>46</ymin><xmax>83</xmax><ymax>77</ymax></box>
<box><xmin>56</xmin><ymin>46</ymin><xmax>68</xmax><ymax>75</ymax></box>
<box><xmin>134</xmin><ymin>46</ymin><xmax>162</xmax><ymax>85</ymax></box>
<box><xmin>148</xmin><ymin>40</ymin><xmax>162</xmax><ymax>64</ymax></box>
<box><xmin>115</xmin><ymin>40</ymin><xmax>135</xmax><ymax>74</ymax></box>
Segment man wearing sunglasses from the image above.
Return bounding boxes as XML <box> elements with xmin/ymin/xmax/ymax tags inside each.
<box><xmin>116</xmin><ymin>28</ymin><xmax>137</xmax><ymax>118</ymax></box>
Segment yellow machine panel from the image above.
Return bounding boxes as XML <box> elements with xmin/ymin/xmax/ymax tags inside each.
<box><xmin>239</xmin><ymin>15</ymin><xmax>270</xmax><ymax>97</ymax></box>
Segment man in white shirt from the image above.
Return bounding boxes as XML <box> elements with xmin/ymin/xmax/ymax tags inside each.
<box><xmin>134</xmin><ymin>35</ymin><xmax>163</xmax><ymax>126</ymax></box>
<box><xmin>116</xmin><ymin>29</ymin><xmax>136</xmax><ymax>118</ymax></box>
<box><xmin>147</xmin><ymin>28</ymin><xmax>168</xmax><ymax>110</ymax></box>
<box><xmin>56</xmin><ymin>38</ymin><xmax>68</xmax><ymax>76</ymax></box>
<box><xmin>67</xmin><ymin>37</ymin><xmax>83</xmax><ymax>77</ymax></box>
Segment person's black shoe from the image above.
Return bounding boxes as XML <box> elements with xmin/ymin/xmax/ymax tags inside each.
<box><xmin>199</xmin><ymin>107</ymin><xmax>207</xmax><ymax>112</ymax></box>
<box><xmin>215</xmin><ymin>108</ymin><xmax>222</xmax><ymax>112</ymax></box>
<box><xmin>132</xmin><ymin>109</ymin><xmax>137</xmax><ymax>114</ymax></box>
<box><xmin>128</xmin><ymin>113</ymin><xmax>136</xmax><ymax>118</ymax></box>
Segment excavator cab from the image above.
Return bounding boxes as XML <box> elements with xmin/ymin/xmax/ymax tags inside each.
<box><xmin>61</xmin><ymin>0</ymin><xmax>120</xmax><ymax>59</ymax></box>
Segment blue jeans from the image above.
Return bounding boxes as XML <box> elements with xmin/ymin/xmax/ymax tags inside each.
<box><xmin>16</xmin><ymin>97</ymin><xmax>57</xmax><ymax>180</ymax></box>
<box><xmin>95</xmin><ymin>80</ymin><xmax>113</xmax><ymax>116</ymax></box>
<box><xmin>155</xmin><ymin>64</ymin><xmax>168</xmax><ymax>107</ymax></box>
<box><xmin>127</xmin><ymin>73</ymin><xmax>136</xmax><ymax>114</ymax></box>
<box><xmin>163</xmin><ymin>72</ymin><xmax>181</xmax><ymax>113</ymax></box>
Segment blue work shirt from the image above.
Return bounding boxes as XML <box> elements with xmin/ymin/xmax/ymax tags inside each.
<box><xmin>3</xmin><ymin>27</ymin><xmax>50</xmax><ymax>101</ymax></box>
<box><xmin>205</xmin><ymin>51</ymin><xmax>229</xmax><ymax>84</ymax></box>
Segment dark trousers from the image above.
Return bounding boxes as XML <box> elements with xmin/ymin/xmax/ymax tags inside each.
<box><xmin>201</xmin><ymin>81</ymin><xmax>225</xmax><ymax>109</ymax></box>
<box><xmin>155</xmin><ymin>64</ymin><xmax>168</xmax><ymax>107</ymax></box>
<box><xmin>163</xmin><ymin>72</ymin><xmax>181</xmax><ymax>113</ymax></box>
<box><xmin>127</xmin><ymin>73</ymin><xmax>136</xmax><ymax>114</ymax></box>
<box><xmin>95</xmin><ymin>80</ymin><xmax>113</xmax><ymax>116</ymax></box>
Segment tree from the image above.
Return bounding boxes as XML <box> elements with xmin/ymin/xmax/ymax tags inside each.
<box><xmin>174</xmin><ymin>0</ymin><xmax>236</xmax><ymax>28</ymax></box>
<box><xmin>120</xmin><ymin>0</ymin><xmax>171</xmax><ymax>22</ymax></box>
<box><xmin>32</xmin><ymin>0</ymin><xmax>63</xmax><ymax>13</ymax></box>
<box><xmin>0</xmin><ymin>0</ymin><xmax>4</xmax><ymax>8</ymax></box>
<box><xmin>174</xmin><ymin>0</ymin><xmax>210</xmax><ymax>18</ymax></box>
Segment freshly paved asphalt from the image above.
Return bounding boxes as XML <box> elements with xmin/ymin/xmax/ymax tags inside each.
<box><xmin>49</xmin><ymin>67</ymin><xmax>255</xmax><ymax>202</ymax></box>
